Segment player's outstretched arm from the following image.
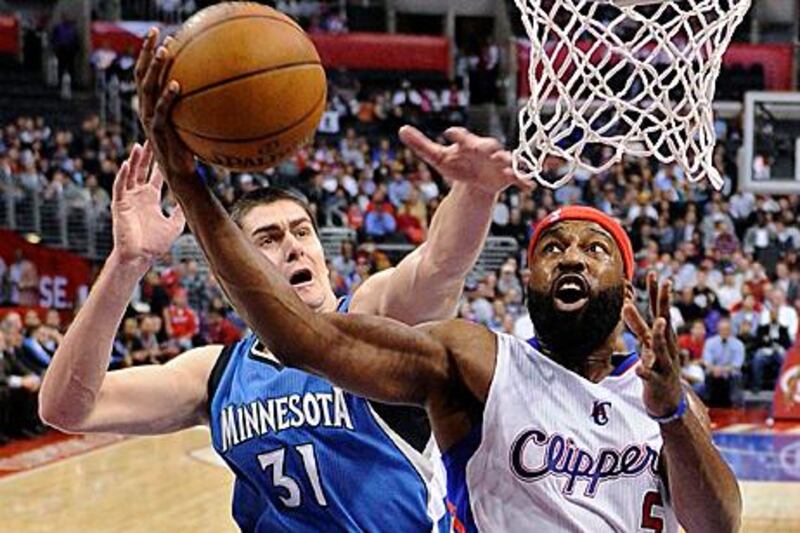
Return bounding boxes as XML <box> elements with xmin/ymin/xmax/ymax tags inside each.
<box><xmin>624</xmin><ymin>273</ymin><xmax>741</xmax><ymax>532</ymax></box>
<box><xmin>350</xmin><ymin>126</ymin><xmax>532</xmax><ymax>324</ymax></box>
<box><xmin>39</xmin><ymin>144</ymin><xmax>215</xmax><ymax>435</ymax></box>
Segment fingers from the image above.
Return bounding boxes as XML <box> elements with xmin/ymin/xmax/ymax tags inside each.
<box><xmin>150</xmin><ymin>163</ymin><xmax>165</xmax><ymax>191</ymax></box>
<box><xmin>443</xmin><ymin>127</ymin><xmax>470</xmax><ymax>145</ymax></box>
<box><xmin>622</xmin><ymin>303</ymin><xmax>651</xmax><ymax>345</ymax></box>
<box><xmin>113</xmin><ymin>161</ymin><xmax>130</xmax><ymax>201</ymax></box>
<box><xmin>505</xmin><ymin>168</ymin><xmax>535</xmax><ymax>191</ymax></box>
<box><xmin>490</xmin><ymin>150</ymin><xmax>513</xmax><ymax>166</ymax></box>
<box><xmin>136</xmin><ymin>141</ymin><xmax>153</xmax><ymax>185</ymax></box>
<box><xmin>636</xmin><ymin>363</ymin><xmax>654</xmax><ymax>381</ymax></box>
<box><xmin>647</xmin><ymin>271</ymin><xmax>658</xmax><ymax>319</ymax></box>
<box><xmin>140</xmin><ymin>43</ymin><xmax>172</xmax><ymax>125</ymax></box>
<box><xmin>134</xmin><ymin>27</ymin><xmax>159</xmax><ymax>100</ymax></box>
<box><xmin>658</xmin><ymin>278</ymin><xmax>671</xmax><ymax>321</ymax></box>
<box><xmin>153</xmin><ymin>80</ymin><xmax>180</xmax><ymax>136</ymax></box>
<box><xmin>125</xmin><ymin>144</ymin><xmax>142</xmax><ymax>190</ymax></box>
<box><xmin>399</xmin><ymin>125</ymin><xmax>445</xmax><ymax>167</ymax></box>
<box><xmin>652</xmin><ymin>318</ymin><xmax>673</xmax><ymax>371</ymax></box>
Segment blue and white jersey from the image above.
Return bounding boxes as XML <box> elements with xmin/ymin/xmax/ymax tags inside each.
<box><xmin>207</xmin><ymin>299</ymin><xmax>448</xmax><ymax>532</ymax></box>
<box><xmin>443</xmin><ymin>334</ymin><xmax>678</xmax><ymax>532</ymax></box>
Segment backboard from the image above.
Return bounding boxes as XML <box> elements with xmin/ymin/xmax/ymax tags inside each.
<box><xmin>741</xmin><ymin>92</ymin><xmax>800</xmax><ymax>194</ymax></box>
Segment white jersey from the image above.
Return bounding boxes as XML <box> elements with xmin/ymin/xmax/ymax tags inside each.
<box><xmin>442</xmin><ymin>333</ymin><xmax>679</xmax><ymax>532</ymax></box>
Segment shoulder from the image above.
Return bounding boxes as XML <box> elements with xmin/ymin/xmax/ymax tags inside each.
<box><xmin>348</xmin><ymin>268</ymin><xmax>395</xmax><ymax>315</ymax></box>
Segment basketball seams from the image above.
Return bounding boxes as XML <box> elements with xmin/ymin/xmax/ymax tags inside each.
<box><xmin>164</xmin><ymin>14</ymin><xmax>310</xmax><ymax>87</ymax></box>
<box><xmin>174</xmin><ymin>85</ymin><xmax>326</xmax><ymax>143</ymax></box>
<box><xmin>177</xmin><ymin>61</ymin><xmax>322</xmax><ymax>101</ymax></box>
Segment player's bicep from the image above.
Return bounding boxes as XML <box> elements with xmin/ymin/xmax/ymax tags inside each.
<box><xmin>76</xmin><ymin>345</ymin><xmax>221</xmax><ymax>435</ymax></box>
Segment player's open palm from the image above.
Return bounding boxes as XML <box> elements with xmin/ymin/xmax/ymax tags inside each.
<box><xmin>399</xmin><ymin>125</ymin><xmax>533</xmax><ymax>195</ymax></box>
<box><xmin>111</xmin><ymin>142</ymin><xmax>185</xmax><ymax>266</ymax></box>
<box><xmin>623</xmin><ymin>272</ymin><xmax>683</xmax><ymax>419</ymax></box>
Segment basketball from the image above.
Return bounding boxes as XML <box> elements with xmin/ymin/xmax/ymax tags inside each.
<box><xmin>163</xmin><ymin>2</ymin><xmax>327</xmax><ymax>171</ymax></box>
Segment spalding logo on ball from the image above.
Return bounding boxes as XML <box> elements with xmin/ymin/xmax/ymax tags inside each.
<box><xmin>162</xmin><ymin>2</ymin><xmax>327</xmax><ymax>171</ymax></box>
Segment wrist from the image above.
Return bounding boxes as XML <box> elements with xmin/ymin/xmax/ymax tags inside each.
<box><xmin>107</xmin><ymin>250</ymin><xmax>152</xmax><ymax>278</ymax></box>
<box><xmin>648</xmin><ymin>390</ymin><xmax>688</xmax><ymax>425</ymax></box>
<box><xmin>450</xmin><ymin>180</ymin><xmax>499</xmax><ymax>202</ymax></box>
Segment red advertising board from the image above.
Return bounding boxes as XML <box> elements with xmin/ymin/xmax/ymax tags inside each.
<box><xmin>0</xmin><ymin>230</ymin><xmax>91</xmax><ymax>310</ymax></box>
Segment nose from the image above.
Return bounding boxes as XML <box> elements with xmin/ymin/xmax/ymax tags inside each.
<box><xmin>283</xmin><ymin>232</ymin><xmax>305</xmax><ymax>263</ymax></box>
<box><xmin>557</xmin><ymin>243</ymin><xmax>586</xmax><ymax>273</ymax></box>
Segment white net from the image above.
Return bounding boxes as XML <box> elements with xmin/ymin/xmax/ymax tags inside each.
<box><xmin>513</xmin><ymin>0</ymin><xmax>751</xmax><ymax>190</ymax></box>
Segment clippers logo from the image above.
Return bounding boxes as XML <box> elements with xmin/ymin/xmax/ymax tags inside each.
<box><xmin>591</xmin><ymin>401</ymin><xmax>611</xmax><ymax>426</ymax></box>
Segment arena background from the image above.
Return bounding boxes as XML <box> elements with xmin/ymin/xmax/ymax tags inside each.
<box><xmin>0</xmin><ymin>0</ymin><xmax>799</xmax><ymax>531</ymax></box>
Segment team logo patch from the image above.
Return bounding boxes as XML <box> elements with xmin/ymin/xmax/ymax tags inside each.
<box><xmin>591</xmin><ymin>400</ymin><xmax>611</xmax><ymax>426</ymax></box>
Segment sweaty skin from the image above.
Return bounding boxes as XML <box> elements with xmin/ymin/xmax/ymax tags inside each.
<box><xmin>128</xmin><ymin>31</ymin><xmax>741</xmax><ymax>533</ymax></box>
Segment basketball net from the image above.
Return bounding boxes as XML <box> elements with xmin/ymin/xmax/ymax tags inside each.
<box><xmin>513</xmin><ymin>0</ymin><xmax>751</xmax><ymax>190</ymax></box>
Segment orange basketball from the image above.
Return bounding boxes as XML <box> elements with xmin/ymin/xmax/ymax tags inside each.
<box><xmin>163</xmin><ymin>2</ymin><xmax>326</xmax><ymax>171</ymax></box>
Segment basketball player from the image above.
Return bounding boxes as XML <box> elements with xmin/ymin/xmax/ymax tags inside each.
<box><xmin>143</xmin><ymin>91</ymin><xmax>742</xmax><ymax>533</ymax></box>
<box><xmin>39</xmin><ymin>32</ymin><xmax>533</xmax><ymax>532</ymax></box>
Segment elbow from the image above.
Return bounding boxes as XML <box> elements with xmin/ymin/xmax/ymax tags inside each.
<box><xmin>38</xmin><ymin>391</ymin><xmax>86</xmax><ymax>434</ymax></box>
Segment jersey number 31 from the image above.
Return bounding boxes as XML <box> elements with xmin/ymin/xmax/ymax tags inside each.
<box><xmin>258</xmin><ymin>444</ymin><xmax>328</xmax><ymax>507</ymax></box>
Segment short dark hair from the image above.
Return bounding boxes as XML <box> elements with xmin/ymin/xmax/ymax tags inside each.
<box><xmin>229</xmin><ymin>186</ymin><xmax>318</xmax><ymax>233</ymax></box>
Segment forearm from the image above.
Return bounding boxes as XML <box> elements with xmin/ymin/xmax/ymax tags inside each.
<box><xmin>40</xmin><ymin>253</ymin><xmax>149</xmax><ymax>427</ymax></box>
<box><xmin>166</xmin><ymin>174</ymin><xmax>447</xmax><ymax>404</ymax></box>
<box><xmin>661</xmin><ymin>411</ymin><xmax>742</xmax><ymax>532</ymax></box>
<box><xmin>378</xmin><ymin>183</ymin><xmax>497</xmax><ymax>322</ymax></box>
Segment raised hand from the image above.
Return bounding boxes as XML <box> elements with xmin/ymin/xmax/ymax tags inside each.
<box><xmin>623</xmin><ymin>272</ymin><xmax>684</xmax><ymax>418</ymax></box>
<box><xmin>134</xmin><ymin>27</ymin><xmax>195</xmax><ymax>182</ymax></box>
<box><xmin>111</xmin><ymin>142</ymin><xmax>185</xmax><ymax>267</ymax></box>
<box><xmin>399</xmin><ymin>125</ymin><xmax>533</xmax><ymax>196</ymax></box>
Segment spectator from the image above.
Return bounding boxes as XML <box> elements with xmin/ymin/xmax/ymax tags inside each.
<box><xmin>20</xmin><ymin>324</ymin><xmax>55</xmax><ymax>375</ymax></box>
<box><xmin>0</xmin><ymin>328</ymin><xmax>42</xmax><ymax>439</ymax></box>
<box><xmin>363</xmin><ymin>196</ymin><xmax>397</xmax><ymax>242</ymax></box>
<box><xmin>111</xmin><ymin>317</ymin><xmax>147</xmax><ymax>368</ymax></box>
<box><xmin>205</xmin><ymin>305</ymin><xmax>242</xmax><ymax>345</ymax></box>
<box><xmin>331</xmin><ymin>240</ymin><xmax>357</xmax><ymax>280</ymax></box>
<box><xmin>731</xmin><ymin>294</ymin><xmax>760</xmax><ymax>336</ymax></box>
<box><xmin>181</xmin><ymin>259</ymin><xmax>208</xmax><ymax>314</ymax></box>
<box><xmin>497</xmin><ymin>263</ymin><xmax>522</xmax><ymax>298</ymax></box>
<box><xmin>717</xmin><ymin>268</ymin><xmax>743</xmax><ymax>312</ymax></box>
<box><xmin>678</xmin><ymin>320</ymin><xmax>706</xmax><ymax>362</ymax></box>
<box><xmin>9</xmin><ymin>250</ymin><xmax>39</xmax><ymax>306</ymax></box>
<box><xmin>51</xmin><ymin>16</ymin><xmax>80</xmax><ymax>84</ymax></box>
<box><xmin>701</xmin><ymin>318</ymin><xmax>745</xmax><ymax>407</ymax></box>
<box><xmin>760</xmin><ymin>287</ymin><xmax>798</xmax><ymax>343</ymax></box>
<box><xmin>751</xmin><ymin>307</ymin><xmax>792</xmax><ymax>391</ymax></box>
<box><xmin>163</xmin><ymin>288</ymin><xmax>199</xmax><ymax>352</ymax></box>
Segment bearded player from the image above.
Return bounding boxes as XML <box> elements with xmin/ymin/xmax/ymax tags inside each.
<box><xmin>131</xmin><ymin>34</ymin><xmax>738</xmax><ymax>531</ymax></box>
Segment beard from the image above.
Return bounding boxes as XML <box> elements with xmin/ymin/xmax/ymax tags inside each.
<box><xmin>528</xmin><ymin>282</ymin><xmax>625</xmax><ymax>359</ymax></box>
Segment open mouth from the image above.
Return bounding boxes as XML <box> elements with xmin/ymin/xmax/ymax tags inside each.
<box><xmin>553</xmin><ymin>274</ymin><xmax>590</xmax><ymax>311</ymax></box>
<box><xmin>289</xmin><ymin>268</ymin><xmax>313</xmax><ymax>287</ymax></box>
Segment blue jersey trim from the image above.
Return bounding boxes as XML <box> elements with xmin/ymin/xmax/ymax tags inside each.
<box><xmin>336</xmin><ymin>295</ymin><xmax>352</xmax><ymax>313</ymax></box>
<box><xmin>610</xmin><ymin>352</ymin><xmax>639</xmax><ymax>376</ymax></box>
<box><xmin>441</xmin><ymin>422</ymin><xmax>483</xmax><ymax>533</ymax></box>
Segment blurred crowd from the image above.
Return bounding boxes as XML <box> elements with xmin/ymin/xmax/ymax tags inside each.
<box><xmin>1</xmin><ymin>69</ymin><xmax>800</xmax><ymax>444</ymax></box>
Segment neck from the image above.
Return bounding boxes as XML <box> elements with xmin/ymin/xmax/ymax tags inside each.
<box><xmin>540</xmin><ymin>331</ymin><xmax>619</xmax><ymax>383</ymax></box>
<box><xmin>313</xmin><ymin>290</ymin><xmax>339</xmax><ymax>314</ymax></box>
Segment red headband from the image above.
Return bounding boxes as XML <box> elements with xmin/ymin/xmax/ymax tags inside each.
<box><xmin>528</xmin><ymin>206</ymin><xmax>634</xmax><ymax>280</ymax></box>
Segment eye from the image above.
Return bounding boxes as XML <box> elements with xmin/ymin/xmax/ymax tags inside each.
<box><xmin>542</xmin><ymin>242</ymin><xmax>562</xmax><ymax>254</ymax></box>
<box><xmin>587</xmin><ymin>242</ymin><xmax>609</xmax><ymax>254</ymax></box>
<box><xmin>296</xmin><ymin>226</ymin><xmax>312</xmax><ymax>238</ymax></box>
